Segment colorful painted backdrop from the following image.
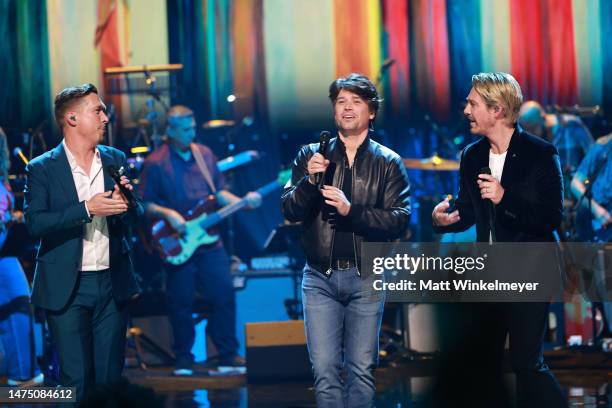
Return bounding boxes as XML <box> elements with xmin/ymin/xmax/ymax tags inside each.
<box><xmin>1</xmin><ymin>0</ymin><xmax>610</xmax><ymax>131</ymax></box>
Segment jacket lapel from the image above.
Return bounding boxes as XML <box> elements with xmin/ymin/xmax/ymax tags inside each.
<box><xmin>50</xmin><ymin>143</ymin><xmax>80</xmax><ymax>203</ymax></box>
<box><xmin>474</xmin><ymin>138</ymin><xmax>490</xmax><ymax>176</ymax></box>
<box><xmin>98</xmin><ymin>146</ymin><xmax>116</xmax><ymax>192</ymax></box>
<box><xmin>500</xmin><ymin>128</ymin><xmax>522</xmax><ymax>188</ymax></box>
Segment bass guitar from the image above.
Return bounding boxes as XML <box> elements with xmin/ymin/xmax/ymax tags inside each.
<box><xmin>151</xmin><ymin>169</ymin><xmax>290</xmax><ymax>265</ymax></box>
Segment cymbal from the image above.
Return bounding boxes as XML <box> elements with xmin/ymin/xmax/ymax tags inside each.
<box><xmin>403</xmin><ymin>154</ymin><xmax>460</xmax><ymax>171</ymax></box>
<box><xmin>104</xmin><ymin>64</ymin><xmax>183</xmax><ymax>76</ymax></box>
<box><xmin>202</xmin><ymin>119</ymin><xmax>236</xmax><ymax>129</ymax></box>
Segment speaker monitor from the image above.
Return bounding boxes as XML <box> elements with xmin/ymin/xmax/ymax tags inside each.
<box><xmin>245</xmin><ymin>320</ymin><xmax>311</xmax><ymax>382</ymax></box>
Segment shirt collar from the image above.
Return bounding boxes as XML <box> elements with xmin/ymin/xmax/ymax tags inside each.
<box><xmin>168</xmin><ymin>142</ymin><xmax>194</xmax><ymax>162</ymax></box>
<box><xmin>63</xmin><ymin>139</ymin><xmax>101</xmax><ymax>171</ymax></box>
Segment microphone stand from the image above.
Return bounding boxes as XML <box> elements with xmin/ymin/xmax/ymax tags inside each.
<box><xmin>144</xmin><ymin>68</ymin><xmax>169</xmax><ymax>150</ymax></box>
<box><xmin>106</xmin><ymin>103</ymin><xmax>115</xmax><ymax>147</ymax></box>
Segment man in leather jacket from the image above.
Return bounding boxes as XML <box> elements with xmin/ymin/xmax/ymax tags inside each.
<box><xmin>281</xmin><ymin>73</ymin><xmax>411</xmax><ymax>407</ymax></box>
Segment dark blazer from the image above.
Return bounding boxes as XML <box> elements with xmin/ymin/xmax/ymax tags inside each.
<box><xmin>24</xmin><ymin>143</ymin><xmax>142</xmax><ymax>311</ymax></box>
<box><xmin>434</xmin><ymin>127</ymin><xmax>563</xmax><ymax>242</ymax></box>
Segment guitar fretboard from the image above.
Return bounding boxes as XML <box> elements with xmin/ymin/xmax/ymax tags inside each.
<box><xmin>200</xmin><ymin>180</ymin><xmax>280</xmax><ymax>228</ymax></box>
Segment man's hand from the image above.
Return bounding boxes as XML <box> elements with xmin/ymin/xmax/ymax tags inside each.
<box><xmin>477</xmin><ymin>174</ymin><xmax>505</xmax><ymax>205</ymax></box>
<box><xmin>111</xmin><ymin>175</ymin><xmax>133</xmax><ymax>204</ymax></box>
<box><xmin>307</xmin><ymin>153</ymin><xmax>330</xmax><ymax>185</ymax></box>
<box><xmin>593</xmin><ymin>202</ymin><xmax>612</xmax><ymax>229</ymax></box>
<box><xmin>432</xmin><ymin>197</ymin><xmax>460</xmax><ymax>226</ymax></box>
<box><xmin>164</xmin><ymin>209</ymin><xmax>187</xmax><ymax>235</ymax></box>
<box><xmin>86</xmin><ymin>191</ymin><xmax>128</xmax><ymax>216</ymax></box>
<box><xmin>321</xmin><ymin>185</ymin><xmax>350</xmax><ymax>216</ymax></box>
<box><xmin>245</xmin><ymin>191</ymin><xmax>262</xmax><ymax>210</ymax></box>
<box><xmin>11</xmin><ymin>210</ymin><xmax>24</xmax><ymax>223</ymax></box>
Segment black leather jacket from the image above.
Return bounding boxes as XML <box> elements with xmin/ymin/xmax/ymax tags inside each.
<box><xmin>281</xmin><ymin>136</ymin><xmax>411</xmax><ymax>275</ymax></box>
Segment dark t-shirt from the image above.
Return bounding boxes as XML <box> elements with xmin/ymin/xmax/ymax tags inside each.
<box><xmin>331</xmin><ymin>162</ymin><xmax>355</xmax><ymax>261</ymax></box>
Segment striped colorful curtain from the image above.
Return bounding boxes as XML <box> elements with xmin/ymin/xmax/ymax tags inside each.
<box><xmin>411</xmin><ymin>0</ymin><xmax>451</xmax><ymax>120</ymax></box>
<box><xmin>167</xmin><ymin>0</ymin><xmax>240</xmax><ymax>120</ymax></box>
<box><xmin>0</xmin><ymin>0</ymin><xmax>51</xmax><ymax>129</ymax></box>
<box><xmin>231</xmin><ymin>0</ymin><xmax>268</xmax><ymax>121</ymax></box>
<box><xmin>600</xmin><ymin>0</ymin><xmax>612</xmax><ymax>112</ymax></box>
<box><xmin>382</xmin><ymin>0</ymin><xmax>410</xmax><ymax>116</ymax></box>
<box><xmin>2</xmin><ymin>0</ymin><xmax>611</xmax><ymax>132</ymax></box>
<box><xmin>102</xmin><ymin>0</ymin><xmax>612</xmax><ymax>129</ymax></box>
<box><xmin>446</xmin><ymin>0</ymin><xmax>481</xmax><ymax>111</ymax></box>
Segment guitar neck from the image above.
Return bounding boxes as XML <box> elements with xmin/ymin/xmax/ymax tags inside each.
<box><xmin>216</xmin><ymin>198</ymin><xmax>249</xmax><ymax>220</ymax></box>
<box><xmin>204</xmin><ymin>180</ymin><xmax>281</xmax><ymax>225</ymax></box>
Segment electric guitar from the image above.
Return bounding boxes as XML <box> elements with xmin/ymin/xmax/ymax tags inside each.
<box><xmin>151</xmin><ymin>169</ymin><xmax>291</xmax><ymax>265</ymax></box>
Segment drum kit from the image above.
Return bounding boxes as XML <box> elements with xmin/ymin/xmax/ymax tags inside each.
<box><xmin>401</xmin><ymin>151</ymin><xmax>461</xmax><ymax>242</ymax></box>
<box><xmin>403</xmin><ymin>153</ymin><xmax>460</xmax><ymax>172</ymax></box>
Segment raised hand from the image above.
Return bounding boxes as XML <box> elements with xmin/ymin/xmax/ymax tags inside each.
<box><xmin>432</xmin><ymin>197</ymin><xmax>460</xmax><ymax>226</ymax></box>
<box><xmin>86</xmin><ymin>191</ymin><xmax>128</xmax><ymax>216</ymax></box>
<box><xmin>307</xmin><ymin>153</ymin><xmax>330</xmax><ymax>185</ymax></box>
<box><xmin>321</xmin><ymin>185</ymin><xmax>351</xmax><ymax>216</ymax></box>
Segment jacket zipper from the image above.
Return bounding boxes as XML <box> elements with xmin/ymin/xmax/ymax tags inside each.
<box><xmin>325</xmin><ymin>156</ymin><xmax>344</xmax><ymax>277</ymax></box>
<box><xmin>351</xmin><ymin>161</ymin><xmax>360</xmax><ymax>276</ymax></box>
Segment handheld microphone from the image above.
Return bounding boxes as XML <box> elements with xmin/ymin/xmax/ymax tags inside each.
<box><xmin>314</xmin><ymin>131</ymin><xmax>331</xmax><ymax>186</ymax></box>
<box><xmin>479</xmin><ymin>167</ymin><xmax>496</xmax><ymax>241</ymax></box>
<box><xmin>107</xmin><ymin>165</ymin><xmax>138</xmax><ymax>208</ymax></box>
<box><xmin>13</xmin><ymin>147</ymin><xmax>29</xmax><ymax>165</ymax></box>
<box><xmin>479</xmin><ymin>166</ymin><xmax>492</xmax><ymax>177</ymax></box>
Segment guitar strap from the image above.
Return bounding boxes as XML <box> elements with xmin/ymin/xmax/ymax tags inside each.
<box><xmin>190</xmin><ymin>143</ymin><xmax>217</xmax><ymax>194</ymax></box>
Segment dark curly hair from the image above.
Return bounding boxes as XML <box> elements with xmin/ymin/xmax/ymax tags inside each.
<box><xmin>329</xmin><ymin>73</ymin><xmax>382</xmax><ymax>112</ymax></box>
<box><xmin>329</xmin><ymin>73</ymin><xmax>382</xmax><ymax>130</ymax></box>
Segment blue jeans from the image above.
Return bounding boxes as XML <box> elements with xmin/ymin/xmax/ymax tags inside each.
<box><xmin>302</xmin><ymin>265</ymin><xmax>385</xmax><ymax>408</ymax></box>
<box><xmin>0</xmin><ymin>257</ymin><xmax>40</xmax><ymax>380</ymax></box>
<box><xmin>165</xmin><ymin>246</ymin><xmax>238</xmax><ymax>367</ymax></box>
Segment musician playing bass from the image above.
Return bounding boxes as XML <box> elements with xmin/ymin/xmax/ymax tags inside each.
<box><xmin>570</xmin><ymin>133</ymin><xmax>612</xmax><ymax>242</ymax></box>
<box><xmin>139</xmin><ymin>105</ymin><xmax>261</xmax><ymax>375</ymax></box>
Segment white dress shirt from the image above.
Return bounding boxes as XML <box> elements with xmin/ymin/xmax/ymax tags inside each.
<box><xmin>63</xmin><ymin>140</ymin><xmax>110</xmax><ymax>271</ymax></box>
<box><xmin>488</xmin><ymin>150</ymin><xmax>507</xmax><ymax>243</ymax></box>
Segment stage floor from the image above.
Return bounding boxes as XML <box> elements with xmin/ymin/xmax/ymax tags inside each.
<box><xmin>1</xmin><ymin>349</ymin><xmax>608</xmax><ymax>406</ymax></box>
<box><xmin>123</xmin><ymin>349</ymin><xmax>612</xmax><ymax>407</ymax></box>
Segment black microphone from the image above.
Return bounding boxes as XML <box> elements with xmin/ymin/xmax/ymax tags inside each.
<box><xmin>314</xmin><ymin>131</ymin><xmax>331</xmax><ymax>187</ymax></box>
<box><xmin>107</xmin><ymin>165</ymin><xmax>138</xmax><ymax>208</ymax></box>
<box><xmin>479</xmin><ymin>167</ymin><xmax>496</xmax><ymax>241</ymax></box>
<box><xmin>479</xmin><ymin>166</ymin><xmax>492</xmax><ymax>176</ymax></box>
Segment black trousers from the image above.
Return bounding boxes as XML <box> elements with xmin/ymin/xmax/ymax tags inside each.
<box><xmin>496</xmin><ymin>302</ymin><xmax>567</xmax><ymax>408</ymax></box>
<box><xmin>46</xmin><ymin>270</ymin><xmax>127</xmax><ymax>401</ymax></box>
<box><xmin>165</xmin><ymin>246</ymin><xmax>238</xmax><ymax>368</ymax></box>
<box><xmin>433</xmin><ymin>302</ymin><xmax>567</xmax><ymax>408</ymax></box>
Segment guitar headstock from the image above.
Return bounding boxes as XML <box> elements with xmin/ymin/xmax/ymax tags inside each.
<box><xmin>277</xmin><ymin>168</ymin><xmax>292</xmax><ymax>187</ymax></box>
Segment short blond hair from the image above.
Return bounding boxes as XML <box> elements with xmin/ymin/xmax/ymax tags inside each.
<box><xmin>471</xmin><ymin>72</ymin><xmax>523</xmax><ymax>125</ymax></box>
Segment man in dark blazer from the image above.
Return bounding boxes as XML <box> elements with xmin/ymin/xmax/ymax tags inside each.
<box><xmin>24</xmin><ymin>84</ymin><xmax>142</xmax><ymax>400</ymax></box>
<box><xmin>432</xmin><ymin>73</ymin><xmax>567</xmax><ymax>408</ymax></box>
